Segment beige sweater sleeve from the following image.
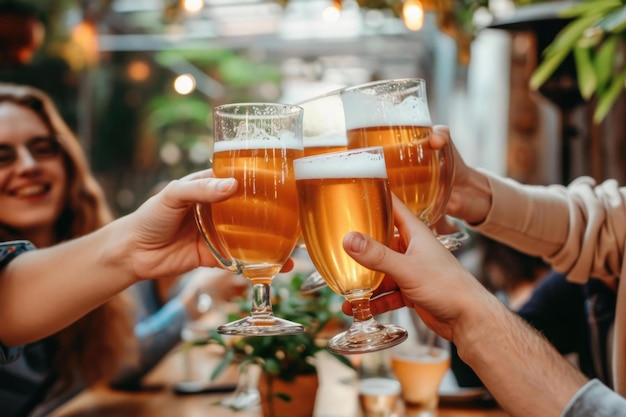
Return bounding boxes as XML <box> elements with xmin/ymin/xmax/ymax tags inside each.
<box><xmin>473</xmin><ymin>171</ymin><xmax>626</xmax><ymax>284</ymax></box>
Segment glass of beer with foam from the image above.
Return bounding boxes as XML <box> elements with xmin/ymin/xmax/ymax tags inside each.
<box><xmin>341</xmin><ymin>78</ymin><xmax>466</xmax><ymax>250</ymax></box>
<box><xmin>297</xmin><ymin>88</ymin><xmax>350</xmax><ymax>294</ymax></box>
<box><xmin>294</xmin><ymin>146</ymin><xmax>407</xmax><ymax>354</ymax></box>
<box><xmin>194</xmin><ymin>103</ymin><xmax>305</xmax><ymax>336</ymax></box>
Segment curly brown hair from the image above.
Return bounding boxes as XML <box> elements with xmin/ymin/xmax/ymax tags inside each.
<box><xmin>0</xmin><ymin>82</ymin><xmax>137</xmax><ymax>391</ymax></box>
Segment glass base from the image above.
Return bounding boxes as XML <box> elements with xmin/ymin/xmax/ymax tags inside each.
<box><xmin>218</xmin><ymin>315</ymin><xmax>304</xmax><ymax>336</ymax></box>
<box><xmin>221</xmin><ymin>389</ymin><xmax>260</xmax><ymax>410</ymax></box>
<box><xmin>437</xmin><ymin>230</ymin><xmax>470</xmax><ymax>251</ymax></box>
<box><xmin>327</xmin><ymin>323</ymin><xmax>407</xmax><ymax>355</ymax></box>
<box><xmin>300</xmin><ymin>270</ymin><xmax>327</xmax><ymax>294</ymax></box>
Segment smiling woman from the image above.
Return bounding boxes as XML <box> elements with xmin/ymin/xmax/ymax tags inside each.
<box><xmin>0</xmin><ymin>82</ymin><xmax>247</xmax><ymax>417</ymax></box>
<box><xmin>0</xmin><ymin>82</ymin><xmax>138</xmax><ymax>417</ymax></box>
<box><xmin>0</xmin><ymin>83</ymin><xmax>110</xmax><ymax>248</ymax></box>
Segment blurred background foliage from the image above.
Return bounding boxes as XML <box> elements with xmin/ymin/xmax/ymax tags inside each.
<box><xmin>530</xmin><ymin>0</ymin><xmax>626</xmax><ymax>123</ymax></box>
<box><xmin>2</xmin><ymin>0</ymin><xmax>623</xmax><ymax>212</ymax></box>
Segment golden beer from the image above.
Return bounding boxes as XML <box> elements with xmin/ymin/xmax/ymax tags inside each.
<box><xmin>303</xmin><ymin>135</ymin><xmax>348</xmax><ymax>157</ymax></box>
<box><xmin>196</xmin><ymin>141</ymin><xmax>303</xmax><ymax>283</ymax></box>
<box><xmin>347</xmin><ymin>125</ymin><xmax>446</xmax><ymax>226</ymax></box>
<box><xmin>295</xmin><ymin>149</ymin><xmax>393</xmax><ymax>299</ymax></box>
<box><xmin>391</xmin><ymin>347</ymin><xmax>450</xmax><ymax>416</ymax></box>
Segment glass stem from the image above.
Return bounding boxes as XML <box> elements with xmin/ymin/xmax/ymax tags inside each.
<box><xmin>350</xmin><ymin>298</ymin><xmax>373</xmax><ymax>323</ymax></box>
<box><xmin>235</xmin><ymin>362</ymin><xmax>254</xmax><ymax>395</ymax></box>
<box><xmin>250</xmin><ymin>282</ymin><xmax>274</xmax><ymax>319</ymax></box>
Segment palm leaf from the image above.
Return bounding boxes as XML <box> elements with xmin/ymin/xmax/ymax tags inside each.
<box><xmin>542</xmin><ymin>14</ymin><xmax>603</xmax><ymax>57</ymax></box>
<box><xmin>574</xmin><ymin>46</ymin><xmax>597</xmax><ymax>99</ymax></box>
<box><xmin>597</xmin><ymin>5</ymin><xmax>626</xmax><ymax>33</ymax></box>
<box><xmin>530</xmin><ymin>48</ymin><xmax>570</xmax><ymax>90</ymax></box>
<box><xmin>594</xmin><ymin>66</ymin><xmax>626</xmax><ymax>122</ymax></box>
<box><xmin>593</xmin><ymin>34</ymin><xmax>618</xmax><ymax>94</ymax></box>
<box><xmin>559</xmin><ymin>0</ymin><xmax>622</xmax><ymax>18</ymax></box>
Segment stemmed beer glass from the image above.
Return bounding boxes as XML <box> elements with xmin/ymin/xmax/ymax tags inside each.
<box><xmin>294</xmin><ymin>146</ymin><xmax>408</xmax><ymax>354</ymax></box>
<box><xmin>340</xmin><ymin>78</ymin><xmax>467</xmax><ymax>249</ymax></box>
<box><xmin>297</xmin><ymin>89</ymin><xmax>349</xmax><ymax>294</ymax></box>
<box><xmin>194</xmin><ymin>103</ymin><xmax>305</xmax><ymax>336</ymax></box>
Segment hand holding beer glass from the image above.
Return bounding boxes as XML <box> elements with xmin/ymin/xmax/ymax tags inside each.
<box><xmin>294</xmin><ymin>147</ymin><xmax>407</xmax><ymax>354</ymax></box>
<box><xmin>194</xmin><ymin>103</ymin><xmax>305</xmax><ymax>336</ymax></box>
<box><xmin>340</xmin><ymin>78</ymin><xmax>466</xmax><ymax>250</ymax></box>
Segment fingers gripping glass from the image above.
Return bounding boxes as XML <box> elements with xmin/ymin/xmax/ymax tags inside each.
<box><xmin>194</xmin><ymin>103</ymin><xmax>305</xmax><ymax>336</ymax></box>
<box><xmin>0</xmin><ymin>137</ymin><xmax>61</xmax><ymax>167</ymax></box>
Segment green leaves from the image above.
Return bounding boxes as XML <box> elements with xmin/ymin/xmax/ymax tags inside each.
<box><xmin>190</xmin><ymin>273</ymin><xmax>350</xmax><ymax>384</ymax></box>
<box><xmin>530</xmin><ymin>0</ymin><xmax>626</xmax><ymax>123</ymax></box>
<box><xmin>574</xmin><ymin>45</ymin><xmax>596</xmax><ymax>99</ymax></box>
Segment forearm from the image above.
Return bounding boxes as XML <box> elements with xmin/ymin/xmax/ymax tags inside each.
<box><xmin>470</xmin><ymin>171</ymin><xmax>570</xmax><ymax>258</ymax></box>
<box><xmin>0</xmin><ymin>219</ymin><xmax>135</xmax><ymax>346</ymax></box>
<box><xmin>454</xmin><ymin>296</ymin><xmax>588</xmax><ymax>417</ymax></box>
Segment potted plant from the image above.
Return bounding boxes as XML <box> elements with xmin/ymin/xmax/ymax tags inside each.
<box><xmin>190</xmin><ymin>273</ymin><xmax>351</xmax><ymax>417</ymax></box>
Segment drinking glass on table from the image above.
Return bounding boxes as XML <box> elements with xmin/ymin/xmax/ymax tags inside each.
<box><xmin>357</xmin><ymin>312</ymin><xmax>402</xmax><ymax>417</ymax></box>
<box><xmin>391</xmin><ymin>308</ymin><xmax>451</xmax><ymax>417</ymax></box>
<box><xmin>194</xmin><ymin>102</ymin><xmax>305</xmax><ymax>336</ymax></box>
<box><xmin>340</xmin><ymin>78</ymin><xmax>467</xmax><ymax>250</ymax></box>
<box><xmin>294</xmin><ymin>146</ymin><xmax>407</xmax><ymax>354</ymax></box>
<box><xmin>297</xmin><ymin>88</ymin><xmax>349</xmax><ymax>294</ymax></box>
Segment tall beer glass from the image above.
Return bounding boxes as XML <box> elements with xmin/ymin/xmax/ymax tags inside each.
<box><xmin>294</xmin><ymin>146</ymin><xmax>408</xmax><ymax>354</ymax></box>
<box><xmin>298</xmin><ymin>89</ymin><xmax>349</xmax><ymax>294</ymax></box>
<box><xmin>340</xmin><ymin>78</ymin><xmax>466</xmax><ymax>249</ymax></box>
<box><xmin>194</xmin><ymin>103</ymin><xmax>305</xmax><ymax>336</ymax></box>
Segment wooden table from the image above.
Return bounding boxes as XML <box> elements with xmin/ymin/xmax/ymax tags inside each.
<box><xmin>50</xmin><ymin>342</ymin><xmax>509</xmax><ymax>417</ymax></box>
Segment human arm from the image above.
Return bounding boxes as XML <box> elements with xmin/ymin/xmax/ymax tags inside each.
<box><xmin>433</xmin><ymin>125</ymin><xmax>626</xmax><ymax>283</ymax></box>
<box><xmin>342</xmin><ymin>196</ymin><xmax>593</xmax><ymax>417</ymax></box>
<box><xmin>0</xmin><ymin>170</ymin><xmax>238</xmax><ymax>346</ymax></box>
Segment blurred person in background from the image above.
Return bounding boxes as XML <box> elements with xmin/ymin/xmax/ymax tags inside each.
<box><xmin>477</xmin><ymin>236</ymin><xmax>549</xmax><ymax>310</ymax></box>
<box><xmin>0</xmin><ymin>82</ymin><xmax>231</xmax><ymax>416</ymax></box>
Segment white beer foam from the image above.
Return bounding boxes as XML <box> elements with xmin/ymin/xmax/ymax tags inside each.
<box><xmin>294</xmin><ymin>147</ymin><xmax>387</xmax><ymax>180</ymax></box>
<box><xmin>304</xmin><ymin>133</ymin><xmax>348</xmax><ymax>148</ymax></box>
<box><xmin>393</xmin><ymin>346</ymin><xmax>450</xmax><ymax>363</ymax></box>
<box><xmin>301</xmin><ymin>93</ymin><xmax>346</xmax><ymax>137</ymax></box>
<box><xmin>359</xmin><ymin>377</ymin><xmax>401</xmax><ymax>396</ymax></box>
<box><xmin>342</xmin><ymin>93</ymin><xmax>432</xmax><ymax>129</ymax></box>
<box><xmin>214</xmin><ymin>134</ymin><xmax>303</xmax><ymax>152</ymax></box>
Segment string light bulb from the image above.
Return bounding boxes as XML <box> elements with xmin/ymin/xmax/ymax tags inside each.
<box><xmin>322</xmin><ymin>0</ymin><xmax>342</xmax><ymax>23</ymax></box>
<box><xmin>402</xmin><ymin>0</ymin><xmax>424</xmax><ymax>31</ymax></box>
<box><xmin>182</xmin><ymin>0</ymin><xmax>204</xmax><ymax>14</ymax></box>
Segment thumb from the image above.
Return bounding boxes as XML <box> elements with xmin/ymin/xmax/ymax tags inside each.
<box><xmin>342</xmin><ymin>231</ymin><xmax>405</xmax><ymax>279</ymax></box>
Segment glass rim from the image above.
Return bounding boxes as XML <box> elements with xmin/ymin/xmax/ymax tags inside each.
<box><xmin>214</xmin><ymin>102</ymin><xmax>303</xmax><ymax>117</ymax></box>
<box><xmin>295</xmin><ymin>85</ymin><xmax>347</xmax><ymax>105</ymax></box>
<box><xmin>294</xmin><ymin>145</ymin><xmax>384</xmax><ymax>164</ymax></box>
<box><xmin>342</xmin><ymin>78</ymin><xmax>426</xmax><ymax>93</ymax></box>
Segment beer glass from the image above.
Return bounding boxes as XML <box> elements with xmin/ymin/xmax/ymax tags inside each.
<box><xmin>298</xmin><ymin>88</ymin><xmax>349</xmax><ymax>294</ymax></box>
<box><xmin>340</xmin><ymin>78</ymin><xmax>466</xmax><ymax>250</ymax></box>
<box><xmin>294</xmin><ymin>146</ymin><xmax>408</xmax><ymax>354</ymax></box>
<box><xmin>391</xmin><ymin>308</ymin><xmax>451</xmax><ymax>417</ymax></box>
<box><xmin>194</xmin><ymin>103</ymin><xmax>305</xmax><ymax>336</ymax></box>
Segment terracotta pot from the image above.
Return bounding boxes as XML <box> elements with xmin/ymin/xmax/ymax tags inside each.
<box><xmin>258</xmin><ymin>372</ymin><xmax>319</xmax><ymax>417</ymax></box>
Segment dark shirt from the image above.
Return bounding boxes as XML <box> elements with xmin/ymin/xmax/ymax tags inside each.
<box><xmin>0</xmin><ymin>241</ymin><xmax>190</xmax><ymax>416</ymax></box>
<box><xmin>451</xmin><ymin>270</ymin><xmax>615</xmax><ymax>389</ymax></box>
